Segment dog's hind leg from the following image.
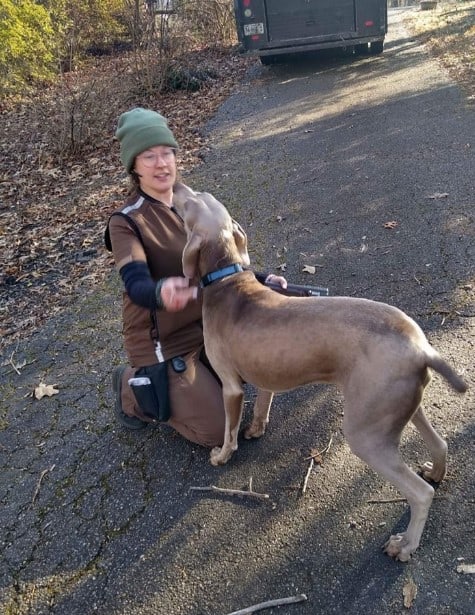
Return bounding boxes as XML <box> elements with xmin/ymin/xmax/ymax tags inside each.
<box><xmin>210</xmin><ymin>382</ymin><xmax>245</xmax><ymax>466</ymax></box>
<box><xmin>411</xmin><ymin>406</ymin><xmax>448</xmax><ymax>483</ymax></box>
<box><xmin>380</xmin><ymin>461</ymin><xmax>434</xmax><ymax>562</ymax></box>
<box><xmin>343</xmin><ymin>376</ymin><xmax>435</xmax><ymax>562</ymax></box>
<box><xmin>244</xmin><ymin>389</ymin><xmax>274</xmax><ymax>440</ymax></box>
<box><xmin>346</xmin><ymin>424</ymin><xmax>435</xmax><ymax>561</ymax></box>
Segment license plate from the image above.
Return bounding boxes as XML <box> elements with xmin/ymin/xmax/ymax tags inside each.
<box><xmin>244</xmin><ymin>23</ymin><xmax>264</xmax><ymax>36</ymax></box>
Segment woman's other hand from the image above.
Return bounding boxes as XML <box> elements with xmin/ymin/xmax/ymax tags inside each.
<box><xmin>159</xmin><ymin>277</ymin><xmax>198</xmax><ymax>312</ymax></box>
<box><xmin>264</xmin><ymin>273</ymin><xmax>288</xmax><ymax>289</ymax></box>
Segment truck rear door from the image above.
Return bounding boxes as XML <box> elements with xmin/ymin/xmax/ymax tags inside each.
<box><xmin>266</xmin><ymin>0</ymin><xmax>356</xmax><ymax>42</ymax></box>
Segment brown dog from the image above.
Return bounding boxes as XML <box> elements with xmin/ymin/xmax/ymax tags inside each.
<box><xmin>172</xmin><ymin>184</ymin><xmax>468</xmax><ymax>562</ymax></box>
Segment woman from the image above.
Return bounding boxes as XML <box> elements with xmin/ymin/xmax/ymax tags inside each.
<box><xmin>107</xmin><ymin>107</ymin><xmax>285</xmax><ymax>447</ymax></box>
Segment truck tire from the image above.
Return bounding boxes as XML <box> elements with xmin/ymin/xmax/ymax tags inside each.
<box><xmin>355</xmin><ymin>43</ymin><xmax>368</xmax><ymax>55</ymax></box>
<box><xmin>370</xmin><ymin>40</ymin><xmax>384</xmax><ymax>55</ymax></box>
<box><xmin>260</xmin><ymin>55</ymin><xmax>277</xmax><ymax>65</ymax></box>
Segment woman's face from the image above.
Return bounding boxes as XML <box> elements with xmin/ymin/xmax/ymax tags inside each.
<box><xmin>133</xmin><ymin>145</ymin><xmax>177</xmax><ymax>203</ymax></box>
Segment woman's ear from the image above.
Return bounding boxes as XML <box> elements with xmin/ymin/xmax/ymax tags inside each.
<box><xmin>232</xmin><ymin>220</ymin><xmax>250</xmax><ymax>266</ymax></box>
<box><xmin>182</xmin><ymin>232</ymin><xmax>203</xmax><ymax>279</ymax></box>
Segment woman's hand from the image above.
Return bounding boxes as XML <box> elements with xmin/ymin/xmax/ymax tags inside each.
<box><xmin>159</xmin><ymin>277</ymin><xmax>198</xmax><ymax>312</ymax></box>
<box><xmin>264</xmin><ymin>273</ymin><xmax>288</xmax><ymax>289</ymax></box>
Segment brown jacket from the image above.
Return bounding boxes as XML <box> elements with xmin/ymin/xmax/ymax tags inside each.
<box><xmin>107</xmin><ymin>191</ymin><xmax>204</xmax><ymax>367</ymax></box>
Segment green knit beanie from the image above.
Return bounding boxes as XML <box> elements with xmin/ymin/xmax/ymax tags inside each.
<box><xmin>115</xmin><ymin>108</ymin><xmax>179</xmax><ymax>173</ymax></box>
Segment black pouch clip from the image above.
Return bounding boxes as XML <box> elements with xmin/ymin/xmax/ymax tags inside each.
<box><xmin>171</xmin><ymin>356</ymin><xmax>187</xmax><ymax>373</ymax></box>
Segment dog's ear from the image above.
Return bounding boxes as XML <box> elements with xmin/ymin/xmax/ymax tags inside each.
<box><xmin>182</xmin><ymin>232</ymin><xmax>203</xmax><ymax>279</ymax></box>
<box><xmin>232</xmin><ymin>220</ymin><xmax>250</xmax><ymax>266</ymax></box>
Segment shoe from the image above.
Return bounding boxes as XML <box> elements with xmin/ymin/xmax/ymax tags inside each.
<box><xmin>112</xmin><ymin>367</ymin><xmax>148</xmax><ymax>430</ymax></box>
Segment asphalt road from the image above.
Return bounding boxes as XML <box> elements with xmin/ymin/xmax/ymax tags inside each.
<box><xmin>1</xmin><ymin>8</ymin><xmax>474</xmax><ymax>615</ymax></box>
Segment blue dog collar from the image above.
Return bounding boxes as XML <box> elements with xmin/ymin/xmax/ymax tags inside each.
<box><xmin>200</xmin><ymin>264</ymin><xmax>244</xmax><ymax>288</ymax></box>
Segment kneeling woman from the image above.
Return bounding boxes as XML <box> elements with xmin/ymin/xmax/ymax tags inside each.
<box><xmin>106</xmin><ymin>108</ymin><xmax>285</xmax><ymax>447</ymax></box>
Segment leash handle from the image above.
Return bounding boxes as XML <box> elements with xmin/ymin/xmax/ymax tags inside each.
<box><xmin>265</xmin><ymin>281</ymin><xmax>329</xmax><ymax>297</ymax></box>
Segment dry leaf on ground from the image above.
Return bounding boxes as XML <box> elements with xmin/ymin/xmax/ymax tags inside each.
<box><xmin>427</xmin><ymin>192</ymin><xmax>449</xmax><ymax>199</ymax></box>
<box><xmin>34</xmin><ymin>383</ymin><xmax>59</xmax><ymax>400</ymax></box>
<box><xmin>403</xmin><ymin>577</ymin><xmax>417</xmax><ymax>608</ymax></box>
<box><xmin>457</xmin><ymin>563</ymin><xmax>475</xmax><ymax>574</ymax></box>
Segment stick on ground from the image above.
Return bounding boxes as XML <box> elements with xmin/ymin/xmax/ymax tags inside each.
<box><xmin>31</xmin><ymin>464</ymin><xmax>55</xmax><ymax>505</ymax></box>
<box><xmin>189</xmin><ymin>484</ymin><xmax>269</xmax><ymax>501</ymax></box>
<box><xmin>302</xmin><ymin>433</ymin><xmax>334</xmax><ymax>494</ymax></box>
<box><xmin>302</xmin><ymin>458</ymin><xmax>314</xmax><ymax>495</ymax></box>
<box><xmin>225</xmin><ymin>593</ymin><xmax>307</xmax><ymax>615</ymax></box>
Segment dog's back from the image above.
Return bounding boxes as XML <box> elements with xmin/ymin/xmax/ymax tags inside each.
<box><xmin>202</xmin><ymin>272</ymin><xmax>466</xmax><ymax>395</ymax></box>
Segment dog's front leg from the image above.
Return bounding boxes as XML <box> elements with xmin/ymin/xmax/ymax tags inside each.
<box><xmin>244</xmin><ymin>389</ymin><xmax>274</xmax><ymax>440</ymax></box>
<box><xmin>210</xmin><ymin>386</ymin><xmax>244</xmax><ymax>466</ymax></box>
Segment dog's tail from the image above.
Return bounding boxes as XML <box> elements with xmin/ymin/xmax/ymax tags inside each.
<box><xmin>426</xmin><ymin>352</ymin><xmax>468</xmax><ymax>393</ymax></box>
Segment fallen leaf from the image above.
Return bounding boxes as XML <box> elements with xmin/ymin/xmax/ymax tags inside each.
<box><xmin>34</xmin><ymin>383</ymin><xmax>59</xmax><ymax>400</ymax></box>
<box><xmin>403</xmin><ymin>577</ymin><xmax>417</xmax><ymax>608</ymax></box>
<box><xmin>302</xmin><ymin>265</ymin><xmax>316</xmax><ymax>274</ymax></box>
<box><xmin>427</xmin><ymin>192</ymin><xmax>449</xmax><ymax>199</ymax></box>
<box><xmin>457</xmin><ymin>563</ymin><xmax>475</xmax><ymax>574</ymax></box>
<box><xmin>383</xmin><ymin>221</ymin><xmax>398</xmax><ymax>229</ymax></box>
<box><xmin>277</xmin><ymin>263</ymin><xmax>287</xmax><ymax>272</ymax></box>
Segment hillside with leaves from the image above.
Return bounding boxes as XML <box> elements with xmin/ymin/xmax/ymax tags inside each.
<box><xmin>0</xmin><ymin>46</ymin><xmax>253</xmax><ymax>349</ymax></box>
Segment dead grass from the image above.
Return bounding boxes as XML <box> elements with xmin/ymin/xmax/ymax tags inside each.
<box><xmin>404</xmin><ymin>0</ymin><xmax>475</xmax><ymax>101</ymax></box>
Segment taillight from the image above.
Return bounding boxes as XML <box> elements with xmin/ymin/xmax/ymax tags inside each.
<box><xmin>243</xmin><ymin>0</ymin><xmax>251</xmax><ymax>6</ymax></box>
<box><xmin>365</xmin><ymin>20</ymin><xmax>374</xmax><ymax>27</ymax></box>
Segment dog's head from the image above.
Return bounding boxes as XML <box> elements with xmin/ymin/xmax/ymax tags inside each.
<box><xmin>173</xmin><ymin>183</ymin><xmax>250</xmax><ymax>279</ymax></box>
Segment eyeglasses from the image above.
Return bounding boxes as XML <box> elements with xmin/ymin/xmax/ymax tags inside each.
<box><xmin>136</xmin><ymin>149</ymin><xmax>176</xmax><ymax>167</ymax></box>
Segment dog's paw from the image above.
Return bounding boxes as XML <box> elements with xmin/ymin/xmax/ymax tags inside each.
<box><xmin>383</xmin><ymin>533</ymin><xmax>414</xmax><ymax>562</ymax></box>
<box><xmin>420</xmin><ymin>461</ymin><xmax>446</xmax><ymax>484</ymax></box>
<box><xmin>210</xmin><ymin>446</ymin><xmax>223</xmax><ymax>466</ymax></box>
<box><xmin>243</xmin><ymin>421</ymin><xmax>267</xmax><ymax>440</ymax></box>
<box><xmin>210</xmin><ymin>446</ymin><xmax>233</xmax><ymax>466</ymax></box>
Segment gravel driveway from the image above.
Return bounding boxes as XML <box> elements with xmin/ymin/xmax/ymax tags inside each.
<box><xmin>1</xmin><ymin>8</ymin><xmax>474</xmax><ymax>615</ymax></box>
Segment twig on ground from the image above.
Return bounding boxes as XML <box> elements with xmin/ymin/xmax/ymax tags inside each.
<box><xmin>31</xmin><ymin>464</ymin><xmax>55</xmax><ymax>505</ymax></box>
<box><xmin>305</xmin><ymin>433</ymin><xmax>334</xmax><ymax>461</ymax></box>
<box><xmin>367</xmin><ymin>497</ymin><xmax>407</xmax><ymax>504</ymax></box>
<box><xmin>225</xmin><ymin>593</ymin><xmax>307</xmax><ymax>615</ymax></box>
<box><xmin>367</xmin><ymin>495</ymin><xmax>448</xmax><ymax>504</ymax></box>
<box><xmin>302</xmin><ymin>458</ymin><xmax>314</xmax><ymax>495</ymax></box>
<box><xmin>1</xmin><ymin>346</ymin><xmax>35</xmax><ymax>375</ymax></box>
<box><xmin>189</xmin><ymin>483</ymin><xmax>269</xmax><ymax>501</ymax></box>
<box><xmin>9</xmin><ymin>350</ymin><xmax>21</xmax><ymax>375</ymax></box>
<box><xmin>302</xmin><ymin>433</ymin><xmax>334</xmax><ymax>494</ymax></box>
